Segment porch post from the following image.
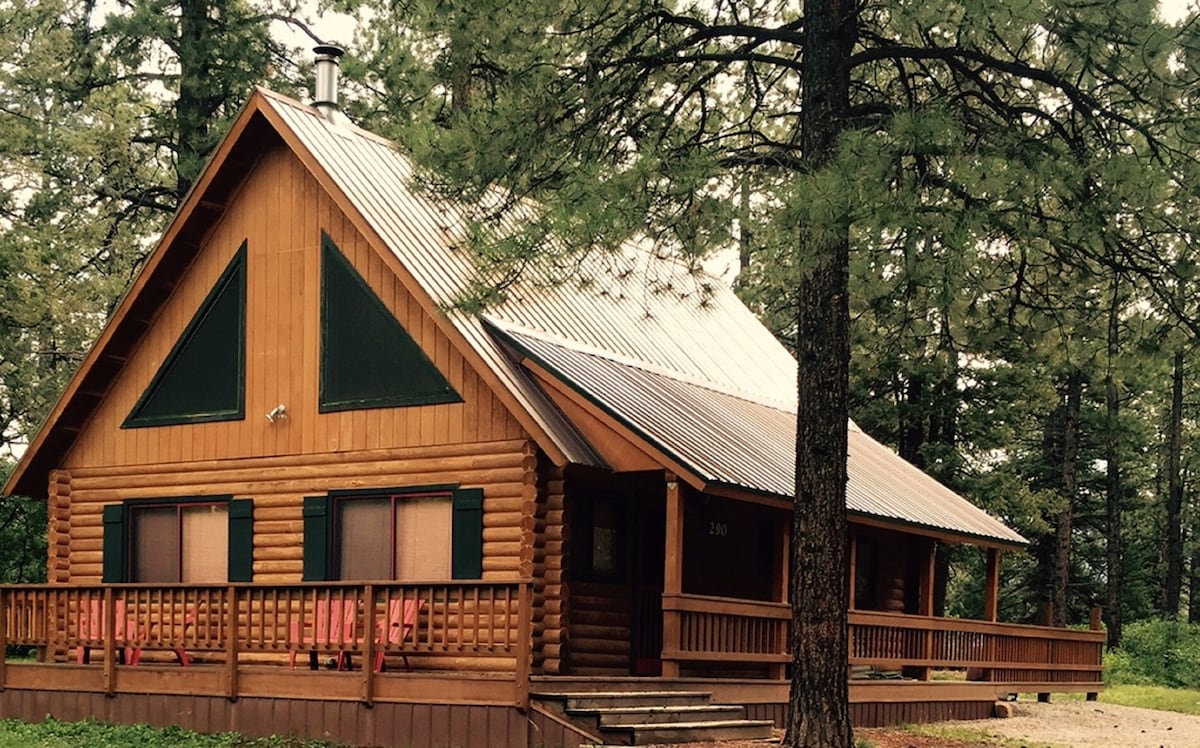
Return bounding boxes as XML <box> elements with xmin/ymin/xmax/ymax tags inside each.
<box><xmin>847</xmin><ymin>530</ymin><xmax>857</xmax><ymax>610</ymax></box>
<box><xmin>919</xmin><ymin>539</ymin><xmax>936</xmax><ymax>617</ymax></box>
<box><xmin>661</xmin><ymin>472</ymin><xmax>683</xmax><ymax>678</ymax></box>
<box><xmin>983</xmin><ymin>548</ymin><xmax>1000</xmax><ymax>622</ymax></box>
<box><xmin>915</xmin><ymin>539</ymin><xmax>936</xmax><ymax>680</ymax></box>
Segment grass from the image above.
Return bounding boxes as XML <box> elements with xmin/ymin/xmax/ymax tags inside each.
<box><xmin>1052</xmin><ymin>683</ymin><xmax>1200</xmax><ymax>716</ymax></box>
<box><xmin>0</xmin><ymin>718</ymin><xmax>342</xmax><ymax>748</ymax></box>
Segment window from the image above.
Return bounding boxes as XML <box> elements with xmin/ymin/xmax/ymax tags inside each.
<box><xmin>574</xmin><ymin>497</ymin><xmax>626</xmax><ymax>582</ymax></box>
<box><xmin>131</xmin><ymin>502</ymin><xmax>229</xmax><ymax>582</ymax></box>
<box><xmin>302</xmin><ymin>486</ymin><xmax>483</xmax><ymax>582</ymax></box>
<box><xmin>102</xmin><ymin>497</ymin><xmax>254</xmax><ymax>583</ymax></box>
<box><xmin>319</xmin><ymin>234</ymin><xmax>461</xmax><ymax>412</ymax></box>
<box><xmin>123</xmin><ymin>243</ymin><xmax>247</xmax><ymax>428</ymax></box>
<box><xmin>336</xmin><ymin>493</ymin><xmax>452</xmax><ymax>581</ymax></box>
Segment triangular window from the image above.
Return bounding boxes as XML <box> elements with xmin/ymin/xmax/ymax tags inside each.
<box><xmin>320</xmin><ymin>234</ymin><xmax>461</xmax><ymax>412</ymax></box>
<box><xmin>123</xmin><ymin>243</ymin><xmax>247</xmax><ymax>428</ymax></box>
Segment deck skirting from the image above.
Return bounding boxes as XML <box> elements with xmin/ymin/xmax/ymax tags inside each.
<box><xmin>0</xmin><ymin>688</ymin><xmax>527</xmax><ymax>748</ymax></box>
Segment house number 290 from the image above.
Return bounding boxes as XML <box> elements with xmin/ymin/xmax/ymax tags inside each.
<box><xmin>708</xmin><ymin>521</ymin><xmax>728</xmax><ymax>537</ymax></box>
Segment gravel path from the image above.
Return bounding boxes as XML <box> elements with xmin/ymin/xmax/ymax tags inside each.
<box><xmin>642</xmin><ymin>700</ymin><xmax>1200</xmax><ymax>747</ymax></box>
<box><xmin>948</xmin><ymin>700</ymin><xmax>1200</xmax><ymax>747</ymax></box>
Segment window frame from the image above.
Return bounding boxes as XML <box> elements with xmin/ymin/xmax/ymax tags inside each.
<box><xmin>302</xmin><ymin>484</ymin><xmax>483</xmax><ymax>582</ymax></box>
<box><xmin>331</xmin><ymin>488</ymin><xmax>454</xmax><ymax>582</ymax></box>
<box><xmin>102</xmin><ymin>495</ymin><xmax>254</xmax><ymax>583</ymax></box>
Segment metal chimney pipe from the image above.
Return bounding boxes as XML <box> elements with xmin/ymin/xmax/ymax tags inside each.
<box><xmin>313</xmin><ymin>44</ymin><xmax>345</xmax><ymax>116</ymax></box>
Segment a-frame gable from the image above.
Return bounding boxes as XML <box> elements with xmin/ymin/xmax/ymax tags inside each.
<box><xmin>4</xmin><ymin>88</ymin><xmax>589</xmax><ymax>500</ymax></box>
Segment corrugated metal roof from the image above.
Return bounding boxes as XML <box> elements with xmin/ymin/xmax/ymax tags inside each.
<box><xmin>492</xmin><ymin>324</ymin><xmax>1026</xmax><ymax>547</ymax></box>
<box><xmin>261</xmin><ymin>90</ymin><xmax>1026</xmax><ymax>547</ymax></box>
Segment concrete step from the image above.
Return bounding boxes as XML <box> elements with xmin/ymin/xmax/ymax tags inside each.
<box><xmin>604</xmin><ymin>718</ymin><xmax>776</xmax><ymax>745</ymax></box>
<box><xmin>554</xmin><ymin>690</ymin><xmax>713</xmax><ymax>711</ymax></box>
<box><xmin>587</xmin><ymin>704</ymin><xmax>747</xmax><ymax>726</ymax></box>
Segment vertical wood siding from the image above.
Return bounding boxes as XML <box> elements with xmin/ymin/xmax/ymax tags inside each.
<box><xmin>62</xmin><ymin>143</ymin><xmax>524</xmax><ymax>472</ymax></box>
<box><xmin>0</xmin><ymin>689</ymin><xmax>529</xmax><ymax>748</ymax></box>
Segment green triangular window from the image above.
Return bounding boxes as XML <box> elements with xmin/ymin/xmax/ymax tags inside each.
<box><xmin>320</xmin><ymin>234</ymin><xmax>461</xmax><ymax>412</ymax></box>
<box><xmin>123</xmin><ymin>243</ymin><xmax>247</xmax><ymax>428</ymax></box>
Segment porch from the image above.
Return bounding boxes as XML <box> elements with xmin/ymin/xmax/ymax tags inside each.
<box><xmin>0</xmin><ymin>582</ymin><xmax>1104</xmax><ymax>745</ymax></box>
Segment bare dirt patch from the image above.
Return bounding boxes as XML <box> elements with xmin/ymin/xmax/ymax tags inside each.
<box><xmin>639</xmin><ymin>700</ymin><xmax>1200</xmax><ymax>747</ymax></box>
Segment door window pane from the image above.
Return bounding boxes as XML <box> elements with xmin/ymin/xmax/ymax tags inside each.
<box><xmin>339</xmin><ymin>499</ymin><xmax>391</xmax><ymax>580</ymax></box>
<box><xmin>394</xmin><ymin>497</ymin><xmax>451</xmax><ymax>580</ymax></box>
<box><xmin>182</xmin><ymin>504</ymin><xmax>229</xmax><ymax>582</ymax></box>
<box><xmin>133</xmin><ymin>507</ymin><xmax>179</xmax><ymax>582</ymax></box>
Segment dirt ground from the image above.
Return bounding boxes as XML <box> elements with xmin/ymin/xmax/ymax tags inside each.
<box><xmin>640</xmin><ymin>700</ymin><xmax>1200</xmax><ymax>747</ymax></box>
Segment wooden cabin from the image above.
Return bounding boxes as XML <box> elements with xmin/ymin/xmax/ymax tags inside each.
<box><xmin>0</xmin><ymin>81</ymin><xmax>1103</xmax><ymax>747</ymax></box>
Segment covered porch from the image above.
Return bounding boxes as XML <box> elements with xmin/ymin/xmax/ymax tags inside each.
<box><xmin>0</xmin><ymin>575</ymin><xmax>1103</xmax><ymax>741</ymax></box>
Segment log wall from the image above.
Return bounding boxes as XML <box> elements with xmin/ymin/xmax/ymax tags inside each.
<box><xmin>56</xmin><ymin>440</ymin><xmax>533</xmax><ymax>585</ymax></box>
<box><xmin>567</xmin><ymin>581</ymin><xmax>631</xmax><ymax>675</ymax></box>
<box><xmin>535</xmin><ymin>462</ymin><xmax>568</xmax><ymax>674</ymax></box>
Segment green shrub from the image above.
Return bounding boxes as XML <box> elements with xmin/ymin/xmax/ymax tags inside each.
<box><xmin>1106</xmin><ymin>620</ymin><xmax>1200</xmax><ymax>689</ymax></box>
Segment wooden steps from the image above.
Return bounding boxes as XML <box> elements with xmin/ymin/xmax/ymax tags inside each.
<box><xmin>533</xmin><ymin>690</ymin><xmax>776</xmax><ymax>745</ymax></box>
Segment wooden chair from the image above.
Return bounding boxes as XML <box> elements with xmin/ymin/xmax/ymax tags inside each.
<box><xmin>289</xmin><ymin>597</ymin><xmax>357</xmax><ymax>670</ymax></box>
<box><xmin>374</xmin><ymin>598</ymin><xmax>423</xmax><ymax>672</ymax></box>
<box><xmin>76</xmin><ymin>598</ymin><xmax>141</xmax><ymax>665</ymax></box>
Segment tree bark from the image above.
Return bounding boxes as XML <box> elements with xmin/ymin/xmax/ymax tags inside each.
<box><xmin>1052</xmin><ymin>370</ymin><xmax>1081</xmax><ymax>627</ymax></box>
<box><xmin>1164</xmin><ymin>348</ymin><xmax>1185</xmax><ymax>617</ymax></box>
<box><xmin>785</xmin><ymin>0</ymin><xmax>857</xmax><ymax>745</ymax></box>
<box><xmin>177</xmin><ymin>0</ymin><xmax>223</xmax><ymax>197</ymax></box>
<box><xmin>1189</xmin><ymin>548</ymin><xmax>1200</xmax><ymax>624</ymax></box>
<box><xmin>1104</xmin><ymin>277</ymin><xmax>1123</xmax><ymax>650</ymax></box>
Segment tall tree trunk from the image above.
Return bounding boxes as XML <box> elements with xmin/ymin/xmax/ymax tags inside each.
<box><xmin>739</xmin><ymin>176</ymin><xmax>753</xmax><ymax>272</ymax></box>
<box><xmin>1189</xmin><ymin>548</ymin><xmax>1200</xmax><ymax>624</ymax></box>
<box><xmin>1051</xmin><ymin>370</ymin><xmax>1082</xmax><ymax>627</ymax></box>
<box><xmin>1104</xmin><ymin>277</ymin><xmax>1123</xmax><ymax>650</ymax></box>
<box><xmin>176</xmin><ymin>0</ymin><xmax>220</xmax><ymax>197</ymax></box>
<box><xmin>786</xmin><ymin>0</ymin><xmax>857</xmax><ymax>745</ymax></box>
<box><xmin>1164</xmin><ymin>348</ymin><xmax>1185</xmax><ymax>617</ymax></box>
<box><xmin>899</xmin><ymin>374</ymin><xmax>925</xmax><ymax>467</ymax></box>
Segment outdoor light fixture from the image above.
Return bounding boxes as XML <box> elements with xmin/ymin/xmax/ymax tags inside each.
<box><xmin>265</xmin><ymin>404</ymin><xmax>288</xmax><ymax>423</ymax></box>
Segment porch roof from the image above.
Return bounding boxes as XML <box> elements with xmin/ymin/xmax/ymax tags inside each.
<box><xmin>490</xmin><ymin>323</ymin><xmax>1027</xmax><ymax>549</ymax></box>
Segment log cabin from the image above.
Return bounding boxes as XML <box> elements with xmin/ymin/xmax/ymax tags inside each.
<box><xmin>0</xmin><ymin>50</ymin><xmax>1103</xmax><ymax>747</ymax></box>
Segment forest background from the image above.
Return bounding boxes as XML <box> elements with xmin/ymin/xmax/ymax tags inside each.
<box><xmin>3</xmin><ymin>0</ymin><xmax>1200</xmax><ymax>677</ymax></box>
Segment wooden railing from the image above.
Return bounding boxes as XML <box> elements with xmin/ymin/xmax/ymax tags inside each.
<box><xmin>849</xmin><ymin>609</ymin><xmax>1105</xmax><ymax>685</ymax></box>
<box><xmin>661</xmin><ymin>593</ymin><xmax>1105</xmax><ymax>689</ymax></box>
<box><xmin>0</xmin><ymin>581</ymin><xmax>532</xmax><ymax>705</ymax></box>
<box><xmin>662</xmin><ymin>593</ymin><xmax>789</xmax><ymax>677</ymax></box>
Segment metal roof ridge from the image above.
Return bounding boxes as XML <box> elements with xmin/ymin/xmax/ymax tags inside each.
<box><xmin>257</xmin><ymin>86</ymin><xmax>399</xmax><ymax>148</ymax></box>
<box><xmin>484</xmin><ymin>316</ymin><xmax>799</xmax><ymax>413</ymax></box>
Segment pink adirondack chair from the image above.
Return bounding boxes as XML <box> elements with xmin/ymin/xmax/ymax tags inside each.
<box><xmin>76</xmin><ymin>598</ymin><xmax>141</xmax><ymax>665</ymax></box>
<box><xmin>373</xmin><ymin>598</ymin><xmax>423</xmax><ymax>673</ymax></box>
<box><xmin>289</xmin><ymin>598</ymin><xmax>357</xmax><ymax>670</ymax></box>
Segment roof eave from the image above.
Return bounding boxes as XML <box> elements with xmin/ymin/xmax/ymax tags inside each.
<box><xmin>3</xmin><ymin>92</ymin><xmax>278</xmax><ymax>500</ymax></box>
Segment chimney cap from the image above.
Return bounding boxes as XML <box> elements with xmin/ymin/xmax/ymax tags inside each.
<box><xmin>313</xmin><ymin>43</ymin><xmax>345</xmax><ymax>59</ymax></box>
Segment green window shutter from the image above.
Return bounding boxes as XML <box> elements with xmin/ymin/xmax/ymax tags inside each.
<box><xmin>302</xmin><ymin>495</ymin><xmax>332</xmax><ymax>581</ymax></box>
<box><xmin>124</xmin><ymin>243</ymin><xmax>247</xmax><ymax>428</ymax></box>
<box><xmin>451</xmin><ymin>488</ymin><xmax>484</xmax><ymax>579</ymax></box>
<box><xmin>319</xmin><ymin>234</ymin><xmax>462</xmax><ymax>412</ymax></box>
<box><xmin>227</xmin><ymin>499</ymin><xmax>254</xmax><ymax>582</ymax></box>
<box><xmin>102</xmin><ymin>504</ymin><xmax>127</xmax><ymax>583</ymax></box>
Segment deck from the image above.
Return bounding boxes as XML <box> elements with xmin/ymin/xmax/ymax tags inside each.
<box><xmin>0</xmin><ymin>583</ymin><xmax>1105</xmax><ymax>746</ymax></box>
